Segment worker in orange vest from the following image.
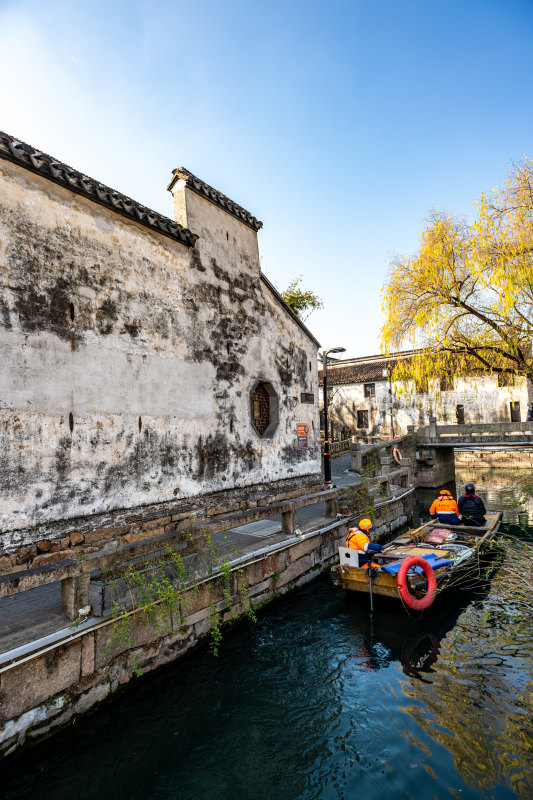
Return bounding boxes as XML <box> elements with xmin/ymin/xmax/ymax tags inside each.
<box><xmin>346</xmin><ymin>519</ymin><xmax>384</xmax><ymax>564</ymax></box>
<box><xmin>429</xmin><ymin>489</ymin><xmax>462</xmax><ymax>524</ymax></box>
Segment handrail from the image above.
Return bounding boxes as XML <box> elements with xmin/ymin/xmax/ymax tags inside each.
<box><xmin>0</xmin><ymin>516</ymin><xmax>348</xmax><ymax>674</ymax></box>
<box><xmin>321</xmin><ymin>438</ymin><xmax>352</xmax><ymax>455</ymax></box>
<box><xmin>356</xmin><ymin>432</ymin><xmax>414</xmax><ymax>456</ymax></box>
<box><xmin>418</xmin><ymin>421</ymin><xmax>533</xmax><ymax>439</ymax></box>
<box><xmin>0</xmin><ymin>466</ymin><xmax>415</xmax><ymax>603</ymax></box>
<box><xmin>0</xmin><ymin>487</ymin><xmax>339</xmax><ymax>598</ymax></box>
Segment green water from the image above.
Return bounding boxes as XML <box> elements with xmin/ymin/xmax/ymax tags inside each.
<box><xmin>1</xmin><ymin>474</ymin><xmax>532</xmax><ymax>800</ymax></box>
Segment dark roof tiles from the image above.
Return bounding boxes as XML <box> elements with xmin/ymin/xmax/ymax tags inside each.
<box><xmin>168</xmin><ymin>167</ymin><xmax>263</xmax><ymax>232</ymax></box>
<box><xmin>319</xmin><ymin>359</ymin><xmax>398</xmax><ymax>385</ymax></box>
<box><xmin>0</xmin><ymin>130</ymin><xmax>198</xmax><ymax>248</ymax></box>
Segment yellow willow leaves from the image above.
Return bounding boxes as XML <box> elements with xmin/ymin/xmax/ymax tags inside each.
<box><xmin>381</xmin><ymin>159</ymin><xmax>533</xmax><ymax>386</ymax></box>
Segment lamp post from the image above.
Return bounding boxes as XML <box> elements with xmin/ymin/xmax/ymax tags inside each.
<box><xmin>382</xmin><ymin>365</ymin><xmax>395</xmax><ymax>439</ymax></box>
<box><xmin>323</xmin><ymin>346</ymin><xmax>346</xmax><ymax>486</ymax></box>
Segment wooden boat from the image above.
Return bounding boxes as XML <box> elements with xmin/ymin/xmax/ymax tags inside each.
<box><xmin>330</xmin><ymin>512</ymin><xmax>503</xmax><ymax>611</ymax></box>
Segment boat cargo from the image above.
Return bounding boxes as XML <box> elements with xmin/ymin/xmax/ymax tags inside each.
<box><xmin>330</xmin><ymin>512</ymin><xmax>503</xmax><ymax>611</ymax></box>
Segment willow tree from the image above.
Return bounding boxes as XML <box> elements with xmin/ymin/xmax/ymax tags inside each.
<box><xmin>381</xmin><ymin>159</ymin><xmax>533</xmax><ymax>387</ymax></box>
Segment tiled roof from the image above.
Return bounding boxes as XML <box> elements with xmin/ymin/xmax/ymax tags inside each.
<box><xmin>168</xmin><ymin>167</ymin><xmax>263</xmax><ymax>232</ymax></box>
<box><xmin>319</xmin><ymin>358</ymin><xmax>398</xmax><ymax>385</ymax></box>
<box><xmin>319</xmin><ymin>342</ymin><xmax>533</xmax><ymax>386</ymax></box>
<box><xmin>0</xmin><ymin>130</ymin><xmax>198</xmax><ymax>248</ymax></box>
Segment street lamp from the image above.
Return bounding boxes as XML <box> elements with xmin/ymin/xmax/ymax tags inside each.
<box><xmin>382</xmin><ymin>365</ymin><xmax>395</xmax><ymax>439</ymax></box>
<box><xmin>322</xmin><ymin>346</ymin><xmax>346</xmax><ymax>486</ymax></box>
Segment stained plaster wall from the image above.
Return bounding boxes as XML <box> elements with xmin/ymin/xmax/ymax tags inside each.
<box><xmin>328</xmin><ymin>376</ymin><xmax>531</xmax><ymax>439</ymax></box>
<box><xmin>0</xmin><ymin>158</ymin><xmax>320</xmax><ymax>549</ymax></box>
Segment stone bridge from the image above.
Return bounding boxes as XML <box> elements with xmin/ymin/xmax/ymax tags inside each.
<box><xmin>418</xmin><ymin>417</ymin><xmax>533</xmax><ymax>446</ymax></box>
<box><xmin>415</xmin><ymin>417</ymin><xmax>533</xmax><ymax>486</ymax></box>
<box><xmin>347</xmin><ymin>418</ymin><xmax>533</xmax><ymax>490</ymax></box>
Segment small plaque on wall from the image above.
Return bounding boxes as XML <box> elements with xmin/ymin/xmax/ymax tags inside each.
<box><xmin>300</xmin><ymin>392</ymin><xmax>314</xmax><ymax>404</ymax></box>
<box><xmin>297</xmin><ymin>435</ymin><xmax>309</xmax><ymax>450</ymax></box>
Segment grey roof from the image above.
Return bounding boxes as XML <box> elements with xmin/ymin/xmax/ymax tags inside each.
<box><xmin>319</xmin><ymin>359</ymin><xmax>397</xmax><ymax>385</ymax></box>
<box><xmin>0</xmin><ymin>130</ymin><xmax>198</xmax><ymax>248</ymax></box>
<box><xmin>168</xmin><ymin>167</ymin><xmax>263</xmax><ymax>232</ymax></box>
<box><xmin>319</xmin><ymin>343</ymin><xmax>533</xmax><ymax>386</ymax></box>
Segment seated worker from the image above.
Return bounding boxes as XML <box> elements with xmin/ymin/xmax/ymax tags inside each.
<box><xmin>429</xmin><ymin>489</ymin><xmax>462</xmax><ymax>525</ymax></box>
<box><xmin>458</xmin><ymin>483</ymin><xmax>487</xmax><ymax>527</ymax></box>
<box><xmin>346</xmin><ymin>519</ymin><xmax>384</xmax><ymax>565</ymax></box>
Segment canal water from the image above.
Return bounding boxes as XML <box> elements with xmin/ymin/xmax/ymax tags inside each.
<box><xmin>1</xmin><ymin>469</ymin><xmax>532</xmax><ymax>800</ymax></box>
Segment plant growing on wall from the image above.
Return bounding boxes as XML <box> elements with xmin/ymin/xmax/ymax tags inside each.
<box><xmin>381</xmin><ymin>159</ymin><xmax>533</xmax><ymax>387</ymax></box>
<box><xmin>101</xmin><ymin>530</ymin><xmax>257</xmax><ymax>665</ymax></box>
<box><xmin>281</xmin><ymin>276</ymin><xmax>324</xmax><ymax>320</ymax></box>
<box><xmin>338</xmin><ymin>482</ymin><xmax>374</xmax><ymax>517</ymax></box>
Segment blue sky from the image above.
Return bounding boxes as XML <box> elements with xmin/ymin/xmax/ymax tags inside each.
<box><xmin>1</xmin><ymin>0</ymin><xmax>532</xmax><ymax>356</ymax></box>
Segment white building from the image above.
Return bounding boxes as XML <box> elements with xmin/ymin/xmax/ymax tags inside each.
<box><xmin>0</xmin><ymin>130</ymin><xmax>321</xmax><ymax>557</ymax></box>
<box><xmin>319</xmin><ymin>350</ymin><xmax>532</xmax><ymax>441</ymax></box>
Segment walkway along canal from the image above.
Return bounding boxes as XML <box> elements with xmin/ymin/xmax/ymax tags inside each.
<box><xmin>0</xmin><ymin>480</ymin><xmax>531</xmax><ymax>799</ymax></box>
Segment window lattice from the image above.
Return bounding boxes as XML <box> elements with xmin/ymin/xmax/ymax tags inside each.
<box><xmin>252</xmin><ymin>382</ymin><xmax>271</xmax><ymax>436</ymax></box>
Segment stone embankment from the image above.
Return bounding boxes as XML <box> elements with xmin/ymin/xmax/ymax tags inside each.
<box><xmin>0</xmin><ymin>520</ymin><xmax>344</xmax><ymax>758</ymax></box>
<box><xmin>0</xmin><ymin>451</ymin><xmax>417</xmax><ymax>759</ymax></box>
<box><xmin>454</xmin><ymin>448</ymin><xmax>533</xmax><ymax>470</ymax></box>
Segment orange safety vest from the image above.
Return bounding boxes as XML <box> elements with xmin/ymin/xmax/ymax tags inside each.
<box><xmin>346</xmin><ymin>531</ymin><xmax>369</xmax><ymax>551</ymax></box>
<box><xmin>429</xmin><ymin>495</ymin><xmax>460</xmax><ymax>516</ymax></box>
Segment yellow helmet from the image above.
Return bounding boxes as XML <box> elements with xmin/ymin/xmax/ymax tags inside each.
<box><xmin>440</xmin><ymin>489</ymin><xmax>452</xmax><ymax>496</ymax></box>
<box><xmin>359</xmin><ymin>518</ymin><xmax>373</xmax><ymax>531</ymax></box>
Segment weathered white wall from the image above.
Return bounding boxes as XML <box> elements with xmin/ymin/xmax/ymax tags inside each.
<box><xmin>0</xmin><ymin>158</ymin><xmax>320</xmax><ymax>541</ymax></box>
<box><xmin>329</xmin><ymin>376</ymin><xmax>531</xmax><ymax>438</ymax></box>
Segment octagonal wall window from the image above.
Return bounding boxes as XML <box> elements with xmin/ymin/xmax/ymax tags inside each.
<box><xmin>250</xmin><ymin>380</ymin><xmax>279</xmax><ymax>438</ymax></box>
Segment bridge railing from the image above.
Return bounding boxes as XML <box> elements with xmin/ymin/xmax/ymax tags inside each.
<box><xmin>418</xmin><ymin>418</ymin><xmax>533</xmax><ymax>443</ymax></box>
<box><xmin>349</xmin><ymin>431</ymin><xmax>416</xmax><ymax>479</ymax></box>
<box><xmin>321</xmin><ymin>438</ymin><xmax>352</xmax><ymax>455</ymax></box>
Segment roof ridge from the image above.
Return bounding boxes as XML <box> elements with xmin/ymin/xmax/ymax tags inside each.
<box><xmin>0</xmin><ymin>130</ymin><xmax>198</xmax><ymax>248</ymax></box>
<box><xmin>168</xmin><ymin>166</ymin><xmax>262</xmax><ymax>232</ymax></box>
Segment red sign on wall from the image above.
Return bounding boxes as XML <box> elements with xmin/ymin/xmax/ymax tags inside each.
<box><xmin>297</xmin><ymin>424</ymin><xmax>309</xmax><ymax>436</ymax></box>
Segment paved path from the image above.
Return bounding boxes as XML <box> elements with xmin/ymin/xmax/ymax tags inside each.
<box><xmin>0</xmin><ymin>454</ymin><xmax>359</xmax><ymax>654</ymax></box>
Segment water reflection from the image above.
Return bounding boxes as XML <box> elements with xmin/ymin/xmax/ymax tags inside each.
<box><xmin>397</xmin><ymin>560</ymin><xmax>533</xmax><ymax>798</ymax></box>
<box><xmin>1</xmin><ymin>535</ymin><xmax>532</xmax><ymax>799</ymax></box>
<box><xmin>416</xmin><ymin>463</ymin><xmax>533</xmax><ymax>526</ymax></box>
<box><xmin>454</xmin><ymin>464</ymin><xmax>533</xmax><ymax>527</ymax></box>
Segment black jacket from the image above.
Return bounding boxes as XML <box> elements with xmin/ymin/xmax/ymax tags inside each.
<box><xmin>458</xmin><ymin>493</ymin><xmax>486</xmax><ymax>520</ymax></box>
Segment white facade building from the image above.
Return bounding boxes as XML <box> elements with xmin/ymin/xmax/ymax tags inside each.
<box><xmin>320</xmin><ymin>350</ymin><xmax>532</xmax><ymax>441</ymax></box>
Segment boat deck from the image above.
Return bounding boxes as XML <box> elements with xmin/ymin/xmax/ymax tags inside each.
<box><xmin>331</xmin><ymin>512</ymin><xmax>502</xmax><ymax>601</ymax></box>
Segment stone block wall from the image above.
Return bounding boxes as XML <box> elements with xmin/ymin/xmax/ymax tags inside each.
<box><xmin>415</xmin><ymin>447</ymin><xmax>456</xmax><ymax>488</ymax></box>
<box><xmin>454</xmin><ymin>449</ymin><xmax>533</xmax><ymax>470</ymax></box>
<box><xmin>0</xmin><ymin>474</ymin><xmax>322</xmax><ymax>575</ymax></box>
<box><xmin>0</xmin><ymin>520</ymin><xmax>346</xmax><ymax>757</ymax></box>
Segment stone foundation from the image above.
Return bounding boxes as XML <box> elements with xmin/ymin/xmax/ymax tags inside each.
<box><xmin>0</xmin><ymin>521</ymin><xmax>343</xmax><ymax>757</ymax></box>
<box><xmin>454</xmin><ymin>449</ymin><xmax>533</xmax><ymax>470</ymax></box>
<box><xmin>415</xmin><ymin>447</ymin><xmax>455</xmax><ymax>487</ymax></box>
<box><xmin>0</xmin><ymin>486</ymin><xmax>414</xmax><ymax>759</ymax></box>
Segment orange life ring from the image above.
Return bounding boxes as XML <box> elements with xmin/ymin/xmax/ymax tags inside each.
<box><xmin>392</xmin><ymin>448</ymin><xmax>403</xmax><ymax>465</ymax></box>
<box><xmin>397</xmin><ymin>556</ymin><xmax>437</xmax><ymax>611</ymax></box>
